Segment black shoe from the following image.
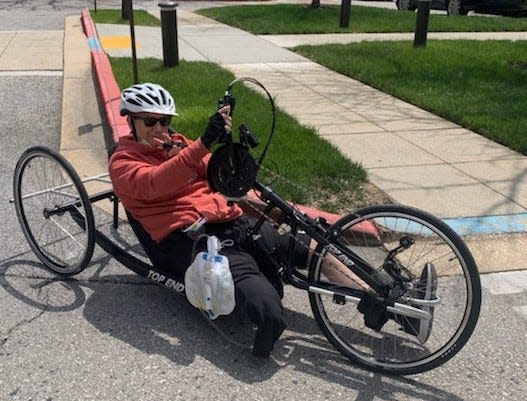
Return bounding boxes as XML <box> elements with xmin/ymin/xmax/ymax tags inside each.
<box><xmin>395</xmin><ymin>262</ymin><xmax>438</xmax><ymax>343</ymax></box>
<box><xmin>251</xmin><ymin>318</ymin><xmax>285</xmax><ymax>359</ymax></box>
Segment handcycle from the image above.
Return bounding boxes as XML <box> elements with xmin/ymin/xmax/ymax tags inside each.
<box><xmin>11</xmin><ymin>78</ymin><xmax>481</xmax><ymax>375</ymax></box>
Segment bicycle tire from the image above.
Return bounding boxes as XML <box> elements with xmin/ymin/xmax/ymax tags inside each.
<box><xmin>308</xmin><ymin>204</ymin><xmax>481</xmax><ymax>375</ymax></box>
<box><xmin>13</xmin><ymin>146</ymin><xmax>95</xmax><ymax>275</ymax></box>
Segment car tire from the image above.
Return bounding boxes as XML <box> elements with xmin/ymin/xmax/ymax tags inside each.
<box><xmin>447</xmin><ymin>0</ymin><xmax>468</xmax><ymax>15</ymax></box>
<box><xmin>396</xmin><ymin>0</ymin><xmax>416</xmax><ymax>11</ymax></box>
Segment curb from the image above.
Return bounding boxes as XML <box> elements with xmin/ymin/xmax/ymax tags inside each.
<box><xmin>81</xmin><ymin>9</ymin><xmax>129</xmax><ymax>143</ymax></box>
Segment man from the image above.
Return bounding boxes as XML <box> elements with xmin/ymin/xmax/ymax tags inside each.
<box><xmin>109</xmin><ymin>83</ymin><xmax>310</xmax><ymax>357</ymax></box>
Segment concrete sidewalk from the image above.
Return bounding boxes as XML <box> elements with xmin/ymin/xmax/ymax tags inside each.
<box><xmin>94</xmin><ymin>8</ymin><xmax>527</xmax><ymax>230</ymax></box>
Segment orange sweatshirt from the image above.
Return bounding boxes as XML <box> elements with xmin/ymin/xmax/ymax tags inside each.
<box><xmin>109</xmin><ymin>134</ymin><xmax>243</xmax><ymax>242</ymax></box>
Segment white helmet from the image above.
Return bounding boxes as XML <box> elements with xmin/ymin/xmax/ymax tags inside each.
<box><xmin>120</xmin><ymin>83</ymin><xmax>177</xmax><ymax>116</ymax></box>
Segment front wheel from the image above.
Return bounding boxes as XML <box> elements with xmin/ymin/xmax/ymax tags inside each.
<box><xmin>308</xmin><ymin>204</ymin><xmax>481</xmax><ymax>375</ymax></box>
<box><xmin>13</xmin><ymin>146</ymin><xmax>95</xmax><ymax>275</ymax></box>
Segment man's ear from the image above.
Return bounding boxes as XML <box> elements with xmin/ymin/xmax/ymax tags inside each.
<box><xmin>127</xmin><ymin>115</ymin><xmax>139</xmax><ymax>141</ymax></box>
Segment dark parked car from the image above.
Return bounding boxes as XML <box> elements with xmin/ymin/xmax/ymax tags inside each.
<box><xmin>395</xmin><ymin>0</ymin><xmax>527</xmax><ymax>16</ymax></box>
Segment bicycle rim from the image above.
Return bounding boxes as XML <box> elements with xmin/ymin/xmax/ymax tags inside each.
<box><xmin>13</xmin><ymin>146</ymin><xmax>95</xmax><ymax>275</ymax></box>
<box><xmin>308</xmin><ymin>204</ymin><xmax>481</xmax><ymax>375</ymax></box>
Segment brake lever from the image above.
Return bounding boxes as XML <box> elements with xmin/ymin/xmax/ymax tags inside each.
<box><xmin>217</xmin><ymin>92</ymin><xmax>236</xmax><ymax>115</ymax></box>
<box><xmin>217</xmin><ymin>92</ymin><xmax>236</xmax><ymax>144</ymax></box>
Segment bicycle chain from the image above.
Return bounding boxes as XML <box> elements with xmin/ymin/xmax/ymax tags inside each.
<box><xmin>239</xmin><ymin>195</ymin><xmax>372</xmax><ymax>292</ymax></box>
<box><xmin>240</xmin><ymin>163</ymin><xmax>323</xmax><ymax>254</ymax></box>
<box><xmin>235</xmin><ymin>163</ymin><xmax>371</xmax><ymax>291</ymax></box>
<box><xmin>256</xmin><ymin>162</ymin><xmax>317</xmax><ymax>204</ymax></box>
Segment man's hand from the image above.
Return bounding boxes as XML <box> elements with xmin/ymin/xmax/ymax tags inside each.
<box><xmin>148</xmin><ymin>132</ymin><xmax>172</xmax><ymax>149</ymax></box>
<box><xmin>200</xmin><ymin>105</ymin><xmax>232</xmax><ymax>149</ymax></box>
<box><xmin>166</xmin><ymin>141</ymin><xmax>187</xmax><ymax>158</ymax></box>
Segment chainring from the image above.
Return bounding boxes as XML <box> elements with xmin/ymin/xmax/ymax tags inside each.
<box><xmin>207</xmin><ymin>143</ymin><xmax>258</xmax><ymax>198</ymax></box>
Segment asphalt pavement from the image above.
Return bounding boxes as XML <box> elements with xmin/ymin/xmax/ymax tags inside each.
<box><xmin>0</xmin><ymin>1</ymin><xmax>526</xmax><ymax>400</ymax></box>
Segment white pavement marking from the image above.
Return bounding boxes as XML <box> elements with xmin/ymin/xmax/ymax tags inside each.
<box><xmin>480</xmin><ymin>270</ymin><xmax>527</xmax><ymax>295</ymax></box>
<box><xmin>0</xmin><ymin>31</ymin><xmax>63</xmax><ymax>71</ymax></box>
<box><xmin>0</xmin><ymin>71</ymin><xmax>62</xmax><ymax>76</ymax></box>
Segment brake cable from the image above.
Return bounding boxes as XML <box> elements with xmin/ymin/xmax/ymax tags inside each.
<box><xmin>224</xmin><ymin>76</ymin><xmax>276</xmax><ymax>167</ymax></box>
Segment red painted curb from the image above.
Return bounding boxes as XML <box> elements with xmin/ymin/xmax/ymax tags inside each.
<box><xmin>91</xmin><ymin>49</ymin><xmax>129</xmax><ymax>141</ymax></box>
<box><xmin>81</xmin><ymin>9</ymin><xmax>129</xmax><ymax>143</ymax></box>
<box><xmin>81</xmin><ymin>9</ymin><xmax>95</xmax><ymax>38</ymax></box>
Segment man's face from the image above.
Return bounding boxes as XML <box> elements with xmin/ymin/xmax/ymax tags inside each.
<box><xmin>131</xmin><ymin>113</ymin><xmax>172</xmax><ymax>147</ymax></box>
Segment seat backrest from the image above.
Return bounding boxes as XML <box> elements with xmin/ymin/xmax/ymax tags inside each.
<box><xmin>125</xmin><ymin>209</ymin><xmax>165</xmax><ymax>270</ymax></box>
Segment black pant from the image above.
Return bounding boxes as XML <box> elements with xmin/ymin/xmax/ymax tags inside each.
<box><xmin>148</xmin><ymin>216</ymin><xmax>309</xmax><ymax>356</ymax></box>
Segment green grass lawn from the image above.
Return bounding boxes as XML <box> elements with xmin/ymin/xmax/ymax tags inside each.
<box><xmin>90</xmin><ymin>9</ymin><xmax>160</xmax><ymax>26</ymax></box>
<box><xmin>197</xmin><ymin>4</ymin><xmax>527</xmax><ymax>34</ymax></box>
<box><xmin>293</xmin><ymin>40</ymin><xmax>527</xmax><ymax>154</ymax></box>
<box><xmin>109</xmin><ymin>58</ymin><xmax>368</xmax><ymax>212</ymax></box>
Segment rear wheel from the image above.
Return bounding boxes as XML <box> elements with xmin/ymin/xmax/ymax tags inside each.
<box><xmin>308</xmin><ymin>204</ymin><xmax>481</xmax><ymax>375</ymax></box>
<box><xmin>13</xmin><ymin>146</ymin><xmax>95</xmax><ymax>275</ymax></box>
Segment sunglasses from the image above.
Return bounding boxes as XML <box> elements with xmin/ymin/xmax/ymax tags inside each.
<box><xmin>134</xmin><ymin>115</ymin><xmax>172</xmax><ymax>127</ymax></box>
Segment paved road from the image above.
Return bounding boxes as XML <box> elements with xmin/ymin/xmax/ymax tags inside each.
<box><xmin>0</xmin><ymin>1</ymin><xmax>526</xmax><ymax>400</ymax></box>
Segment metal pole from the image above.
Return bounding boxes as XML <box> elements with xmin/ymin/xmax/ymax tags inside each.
<box><xmin>414</xmin><ymin>0</ymin><xmax>432</xmax><ymax>47</ymax></box>
<box><xmin>122</xmin><ymin>0</ymin><xmax>131</xmax><ymax>20</ymax></box>
<box><xmin>128</xmin><ymin>0</ymin><xmax>139</xmax><ymax>83</ymax></box>
<box><xmin>94</xmin><ymin>0</ymin><xmax>97</xmax><ymax>13</ymax></box>
<box><xmin>158</xmin><ymin>1</ymin><xmax>179</xmax><ymax>67</ymax></box>
<box><xmin>340</xmin><ymin>0</ymin><xmax>352</xmax><ymax>28</ymax></box>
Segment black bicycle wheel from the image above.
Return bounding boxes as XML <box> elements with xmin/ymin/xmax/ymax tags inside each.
<box><xmin>308</xmin><ymin>204</ymin><xmax>481</xmax><ymax>375</ymax></box>
<box><xmin>13</xmin><ymin>146</ymin><xmax>95</xmax><ymax>275</ymax></box>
